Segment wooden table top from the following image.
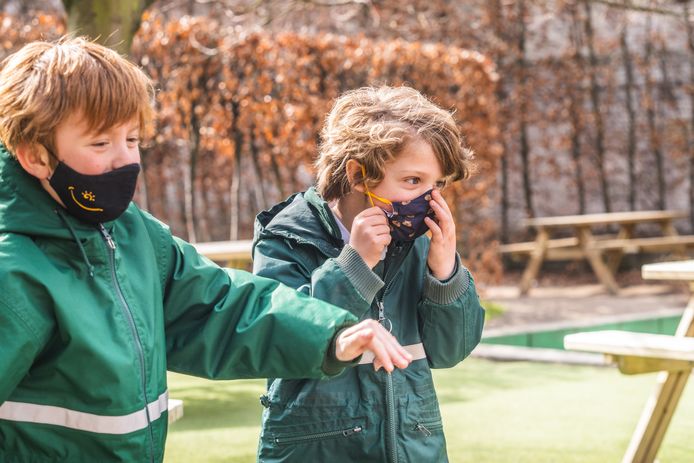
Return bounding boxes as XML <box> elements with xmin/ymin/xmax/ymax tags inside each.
<box><xmin>524</xmin><ymin>210</ymin><xmax>687</xmax><ymax>229</ymax></box>
<box><xmin>642</xmin><ymin>260</ymin><xmax>694</xmax><ymax>281</ymax></box>
<box><xmin>192</xmin><ymin>239</ymin><xmax>253</xmax><ymax>261</ymax></box>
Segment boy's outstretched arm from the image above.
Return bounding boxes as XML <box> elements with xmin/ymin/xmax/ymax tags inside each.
<box><xmin>154</xmin><ymin>224</ymin><xmax>408</xmax><ymax>380</ymax></box>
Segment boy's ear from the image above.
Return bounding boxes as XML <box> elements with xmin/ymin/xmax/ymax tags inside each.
<box><xmin>346</xmin><ymin>159</ymin><xmax>366</xmax><ymax>193</ymax></box>
<box><xmin>15</xmin><ymin>143</ymin><xmax>53</xmax><ymax>180</ymax></box>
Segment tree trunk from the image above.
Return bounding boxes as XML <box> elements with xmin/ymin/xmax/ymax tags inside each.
<box><xmin>569</xmin><ymin>2</ymin><xmax>586</xmax><ymax>214</ymax></box>
<box><xmin>62</xmin><ymin>0</ymin><xmax>153</xmax><ymax>55</ymax></box>
<box><xmin>620</xmin><ymin>16</ymin><xmax>638</xmax><ymax>211</ymax></box>
<box><xmin>582</xmin><ymin>0</ymin><xmax>611</xmax><ymax>212</ymax></box>
<box><xmin>684</xmin><ymin>2</ymin><xmax>694</xmax><ymax>229</ymax></box>
<box><xmin>644</xmin><ymin>15</ymin><xmax>666</xmax><ymax>210</ymax></box>
<box><xmin>185</xmin><ymin>111</ymin><xmax>200</xmax><ymax>243</ymax></box>
<box><xmin>517</xmin><ymin>0</ymin><xmax>535</xmax><ymax>219</ymax></box>
<box><xmin>488</xmin><ymin>0</ymin><xmax>511</xmax><ymax>241</ymax></box>
<box><xmin>229</xmin><ymin>101</ymin><xmax>243</xmax><ymax>241</ymax></box>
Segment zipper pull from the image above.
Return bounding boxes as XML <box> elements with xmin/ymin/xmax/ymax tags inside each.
<box><xmin>259</xmin><ymin>394</ymin><xmax>271</xmax><ymax>408</ymax></box>
<box><xmin>377</xmin><ymin>301</ymin><xmax>392</xmax><ymax>332</ymax></box>
<box><xmin>98</xmin><ymin>224</ymin><xmax>116</xmax><ymax>250</ymax></box>
<box><xmin>415</xmin><ymin>422</ymin><xmax>432</xmax><ymax>437</ymax></box>
<box><xmin>342</xmin><ymin>425</ymin><xmax>363</xmax><ymax>437</ymax></box>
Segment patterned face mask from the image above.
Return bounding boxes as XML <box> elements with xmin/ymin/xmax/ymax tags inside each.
<box><xmin>361</xmin><ymin>166</ymin><xmax>436</xmax><ymax>243</ymax></box>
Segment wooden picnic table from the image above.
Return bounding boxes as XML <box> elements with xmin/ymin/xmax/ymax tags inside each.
<box><xmin>500</xmin><ymin>210</ymin><xmax>694</xmax><ymax>295</ymax></box>
<box><xmin>191</xmin><ymin>239</ymin><xmax>254</xmax><ymax>268</ymax></box>
<box><xmin>564</xmin><ymin>259</ymin><xmax>694</xmax><ymax>463</ymax></box>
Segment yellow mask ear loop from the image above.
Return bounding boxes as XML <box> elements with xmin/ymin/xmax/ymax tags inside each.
<box><xmin>361</xmin><ymin>165</ymin><xmax>392</xmax><ymax>207</ymax></box>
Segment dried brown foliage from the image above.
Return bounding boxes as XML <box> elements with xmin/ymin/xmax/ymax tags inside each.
<box><xmin>131</xmin><ymin>12</ymin><xmax>502</xmax><ymax>281</ymax></box>
<box><xmin>0</xmin><ymin>13</ymin><xmax>65</xmax><ymax>60</ymax></box>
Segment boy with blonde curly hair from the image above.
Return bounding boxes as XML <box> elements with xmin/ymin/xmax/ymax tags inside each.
<box><xmin>253</xmin><ymin>86</ymin><xmax>485</xmax><ymax>462</ymax></box>
<box><xmin>0</xmin><ymin>39</ymin><xmax>411</xmax><ymax>462</ymax></box>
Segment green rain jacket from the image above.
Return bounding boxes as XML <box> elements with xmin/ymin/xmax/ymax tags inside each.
<box><xmin>0</xmin><ymin>146</ymin><xmax>358</xmax><ymax>463</ymax></box>
<box><xmin>253</xmin><ymin>188</ymin><xmax>485</xmax><ymax>463</ymax></box>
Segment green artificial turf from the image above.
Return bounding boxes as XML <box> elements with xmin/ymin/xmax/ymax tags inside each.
<box><xmin>164</xmin><ymin>359</ymin><xmax>694</xmax><ymax>462</ymax></box>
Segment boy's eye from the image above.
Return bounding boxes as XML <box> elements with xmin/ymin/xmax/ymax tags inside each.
<box><xmin>92</xmin><ymin>142</ymin><xmax>109</xmax><ymax>148</ymax></box>
<box><xmin>405</xmin><ymin>177</ymin><xmax>420</xmax><ymax>185</ymax></box>
<box><xmin>127</xmin><ymin>137</ymin><xmax>140</xmax><ymax>145</ymax></box>
<box><xmin>435</xmin><ymin>180</ymin><xmax>447</xmax><ymax>189</ymax></box>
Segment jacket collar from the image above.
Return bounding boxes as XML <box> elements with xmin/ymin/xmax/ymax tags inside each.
<box><xmin>0</xmin><ymin>143</ymin><xmax>97</xmax><ymax>239</ymax></box>
<box><xmin>253</xmin><ymin>187</ymin><xmax>344</xmax><ymax>258</ymax></box>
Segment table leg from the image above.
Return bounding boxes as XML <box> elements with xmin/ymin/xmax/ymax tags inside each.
<box><xmin>607</xmin><ymin>224</ymin><xmax>634</xmax><ymax>274</ymax></box>
<box><xmin>659</xmin><ymin>219</ymin><xmax>687</xmax><ymax>258</ymax></box>
<box><xmin>519</xmin><ymin>228</ymin><xmax>549</xmax><ymax>295</ymax></box>
<box><xmin>660</xmin><ymin>219</ymin><xmax>678</xmax><ymax>237</ymax></box>
<box><xmin>577</xmin><ymin>227</ymin><xmax>620</xmax><ymax>294</ymax></box>
<box><xmin>621</xmin><ymin>288</ymin><xmax>694</xmax><ymax>463</ymax></box>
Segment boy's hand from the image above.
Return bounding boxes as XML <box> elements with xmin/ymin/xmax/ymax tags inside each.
<box><xmin>424</xmin><ymin>189</ymin><xmax>457</xmax><ymax>280</ymax></box>
<box><xmin>335</xmin><ymin>319</ymin><xmax>412</xmax><ymax>372</ymax></box>
<box><xmin>349</xmin><ymin>207</ymin><xmax>391</xmax><ymax>268</ymax></box>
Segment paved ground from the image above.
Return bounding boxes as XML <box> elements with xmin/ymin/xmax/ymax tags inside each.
<box><xmin>481</xmin><ymin>270</ymin><xmax>690</xmax><ymax>330</ymax></box>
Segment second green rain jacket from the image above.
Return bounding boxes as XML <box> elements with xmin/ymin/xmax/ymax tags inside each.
<box><xmin>253</xmin><ymin>188</ymin><xmax>485</xmax><ymax>463</ymax></box>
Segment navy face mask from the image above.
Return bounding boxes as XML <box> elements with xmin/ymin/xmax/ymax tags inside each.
<box><xmin>46</xmin><ymin>148</ymin><xmax>140</xmax><ymax>224</ymax></box>
<box><xmin>365</xmin><ymin>186</ymin><xmax>436</xmax><ymax>242</ymax></box>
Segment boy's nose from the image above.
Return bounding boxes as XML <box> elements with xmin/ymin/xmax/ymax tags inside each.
<box><xmin>113</xmin><ymin>144</ymin><xmax>140</xmax><ymax>169</ymax></box>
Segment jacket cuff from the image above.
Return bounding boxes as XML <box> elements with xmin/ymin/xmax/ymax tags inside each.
<box><xmin>334</xmin><ymin>245</ymin><xmax>384</xmax><ymax>303</ymax></box>
<box><xmin>322</xmin><ymin>326</ymin><xmax>362</xmax><ymax>376</ymax></box>
<box><xmin>423</xmin><ymin>254</ymin><xmax>471</xmax><ymax>305</ymax></box>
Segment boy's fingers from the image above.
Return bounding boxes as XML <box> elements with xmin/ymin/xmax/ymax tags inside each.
<box><xmin>432</xmin><ymin>189</ymin><xmax>453</xmax><ymax>216</ymax></box>
<box><xmin>360</xmin><ymin>206</ymin><xmax>388</xmax><ymax>218</ymax></box>
<box><xmin>425</xmin><ymin>217</ymin><xmax>442</xmax><ymax>241</ymax></box>
<box><xmin>373</xmin><ymin>224</ymin><xmax>392</xmax><ymax>236</ymax></box>
<box><xmin>430</xmin><ymin>198</ymin><xmax>452</xmax><ymax>225</ymax></box>
<box><xmin>373</xmin><ymin>326</ymin><xmax>412</xmax><ymax>369</ymax></box>
<box><xmin>335</xmin><ymin>326</ymin><xmax>374</xmax><ymax>361</ymax></box>
<box><xmin>366</xmin><ymin>336</ymin><xmax>394</xmax><ymax>372</ymax></box>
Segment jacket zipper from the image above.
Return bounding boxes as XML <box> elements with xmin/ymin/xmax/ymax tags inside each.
<box><xmin>99</xmin><ymin>224</ymin><xmax>155</xmax><ymax>463</ymax></box>
<box><xmin>379</xmin><ymin>243</ymin><xmax>407</xmax><ymax>463</ymax></box>
<box><xmin>273</xmin><ymin>425</ymin><xmax>363</xmax><ymax>445</ymax></box>
<box><xmin>385</xmin><ymin>372</ymin><xmax>397</xmax><ymax>463</ymax></box>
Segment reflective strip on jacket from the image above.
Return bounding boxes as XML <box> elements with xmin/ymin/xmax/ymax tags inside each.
<box><xmin>0</xmin><ymin>146</ymin><xmax>357</xmax><ymax>462</ymax></box>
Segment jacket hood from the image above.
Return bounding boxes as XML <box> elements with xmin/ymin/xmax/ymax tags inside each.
<box><xmin>0</xmin><ymin>143</ymin><xmax>97</xmax><ymax>240</ymax></box>
<box><xmin>253</xmin><ymin>187</ymin><xmax>345</xmax><ymax>257</ymax></box>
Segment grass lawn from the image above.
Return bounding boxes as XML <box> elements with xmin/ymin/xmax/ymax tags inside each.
<box><xmin>164</xmin><ymin>359</ymin><xmax>694</xmax><ymax>462</ymax></box>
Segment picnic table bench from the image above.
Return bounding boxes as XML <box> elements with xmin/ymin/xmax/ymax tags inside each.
<box><xmin>500</xmin><ymin>210</ymin><xmax>694</xmax><ymax>295</ymax></box>
<box><xmin>564</xmin><ymin>259</ymin><xmax>694</xmax><ymax>463</ymax></box>
<box><xmin>168</xmin><ymin>398</ymin><xmax>184</xmax><ymax>424</ymax></box>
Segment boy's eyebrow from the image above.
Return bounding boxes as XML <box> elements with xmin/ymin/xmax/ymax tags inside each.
<box><xmin>396</xmin><ymin>168</ymin><xmax>444</xmax><ymax>179</ymax></box>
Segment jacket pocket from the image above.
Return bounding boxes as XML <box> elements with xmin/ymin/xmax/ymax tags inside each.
<box><xmin>272</xmin><ymin>423</ymin><xmax>364</xmax><ymax>446</ymax></box>
<box><xmin>412</xmin><ymin>418</ymin><xmax>444</xmax><ymax>437</ymax></box>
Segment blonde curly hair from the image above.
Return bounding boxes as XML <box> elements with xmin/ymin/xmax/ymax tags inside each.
<box><xmin>315</xmin><ymin>86</ymin><xmax>473</xmax><ymax>201</ymax></box>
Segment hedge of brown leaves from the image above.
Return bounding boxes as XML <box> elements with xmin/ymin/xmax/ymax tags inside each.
<box><xmin>132</xmin><ymin>13</ymin><xmax>502</xmax><ymax>280</ymax></box>
<box><xmin>0</xmin><ymin>13</ymin><xmax>65</xmax><ymax>61</ymax></box>
<box><xmin>0</xmin><ymin>11</ymin><xmax>502</xmax><ymax>281</ymax></box>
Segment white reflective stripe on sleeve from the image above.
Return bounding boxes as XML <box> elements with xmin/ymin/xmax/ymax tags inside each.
<box><xmin>0</xmin><ymin>390</ymin><xmax>169</xmax><ymax>435</ymax></box>
<box><xmin>358</xmin><ymin>342</ymin><xmax>427</xmax><ymax>365</ymax></box>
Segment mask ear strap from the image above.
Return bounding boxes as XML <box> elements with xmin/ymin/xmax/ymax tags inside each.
<box><xmin>40</xmin><ymin>144</ymin><xmax>60</xmax><ymax>178</ymax></box>
<box><xmin>42</xmin><ymin>144</ymin><xmax>61</xmax><ymax>163</ymax></box>
<box><xmin>360</xmin><ymin>164</ymin><xmax>392</xmax><ymax>207</ymax></box>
